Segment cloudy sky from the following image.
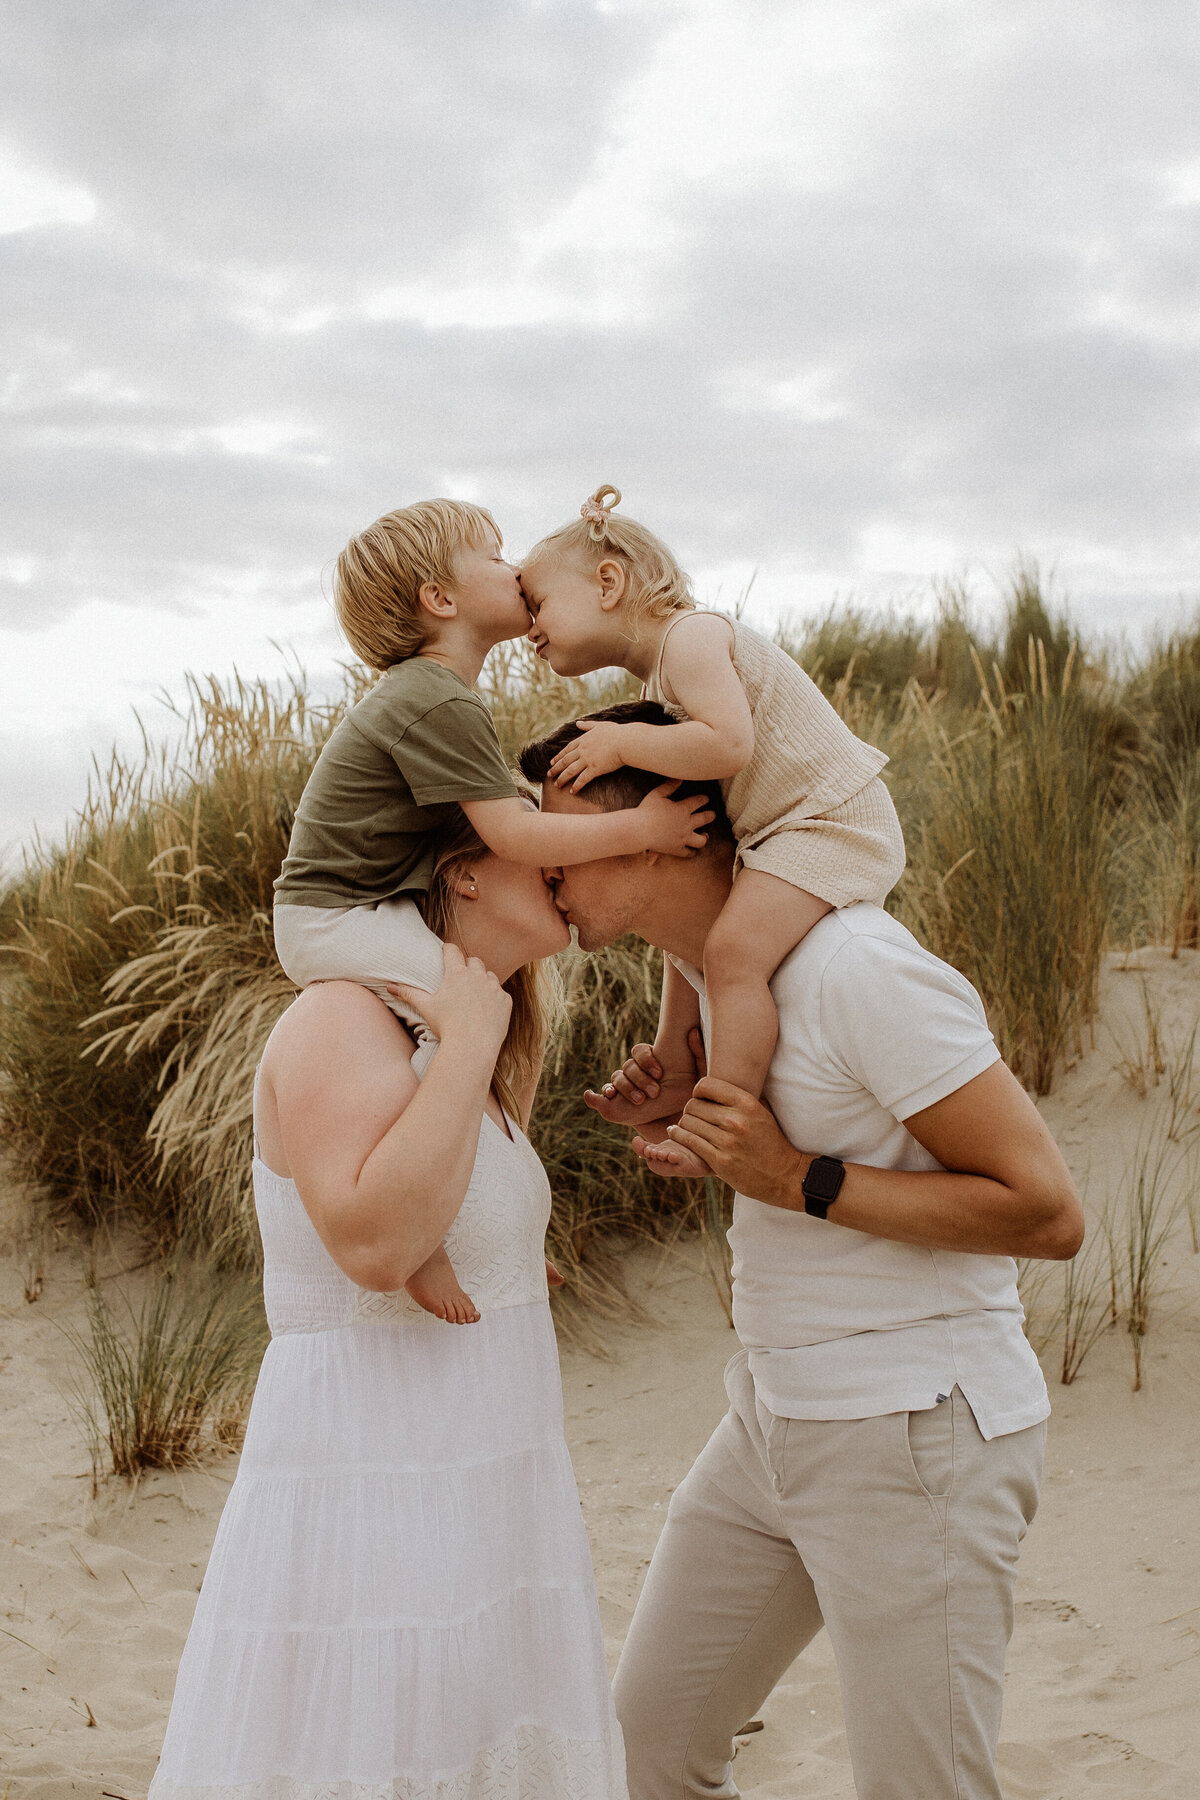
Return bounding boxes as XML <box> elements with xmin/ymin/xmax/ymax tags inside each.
<box><xmin>3</xmin><ymin>0</ymin><xmax>1199</xmax><ymax>864</ymax></box>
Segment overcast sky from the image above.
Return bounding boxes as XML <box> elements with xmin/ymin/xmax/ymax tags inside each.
<box><xmin>3</xmin><ymin>0</ymin><xmax>1199</xmax><ymax>865</ymax></box>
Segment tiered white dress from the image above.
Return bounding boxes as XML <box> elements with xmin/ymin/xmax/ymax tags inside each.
<box><xmin>148</xmin><ymin>1099</ymin><xmax>626</xmax><ymax>1800</ymax></box>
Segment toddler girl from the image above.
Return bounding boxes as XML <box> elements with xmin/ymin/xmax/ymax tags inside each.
<box><xmin>273</xmin><ymin>497</ymin><xmax>714</xmax><ymax>1307</ymax></box>
<box><xmin>522</xmin><ymin>485</ymin><xmax>906</xmax><ymax>1178</ymax></box>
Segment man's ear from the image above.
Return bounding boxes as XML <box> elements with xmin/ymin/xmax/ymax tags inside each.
<box><xmin>418</xmin><ymin>579</ymin><xmax>457</xmax><ymax>621</ymax></box>
<box><xmin>596</xmin><ymin>558</ymin><xmax>627</xmax><ymax>612</ymax></box>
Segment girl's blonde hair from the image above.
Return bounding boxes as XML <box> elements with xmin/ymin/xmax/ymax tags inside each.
<box><xmin>334</xmin><ymin>499</ymin><xmax>501</xmax><ymax>671</ymax></box>
<box><xmin>422</xmin><ymin>802</ymin><xmax>563</xmax><ymax>1128</ymax></box>
<box><xmin>525</xmin><ymin>484</ymin><xmax>694</xmax><ymax>637</ymax></box>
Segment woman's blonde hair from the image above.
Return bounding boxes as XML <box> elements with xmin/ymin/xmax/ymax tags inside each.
<box><xmin>422</xmin><ymin>802</ymin><xmax>564</xmax><ymax>1128</ymax></box>
<box><xmin>334</xmin><ymin>499</ymin><xmax>501</xmax><ymax>671</ymax></box>
<box><xmin>525</xmin><ymin>484</ymin><xmax>694</xmax><ymax>638</ymax></box>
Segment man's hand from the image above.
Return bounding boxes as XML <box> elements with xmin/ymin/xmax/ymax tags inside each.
<box><xmin>548</xmin><ymin>720</ymin><xmax>630</xmax><ymax>792</ymax></box>
<box><xmin>665</xmin><ymin>1078</ymin><xmax>808</xmax><ymax>1204</ymax></box>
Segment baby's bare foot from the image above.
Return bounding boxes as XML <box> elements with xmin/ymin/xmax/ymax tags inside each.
<box><xmin>405</xmin><ymin>1258</ymin><xmax>480</xmax><ymax>1325</ymax></box>
<box><xmin>634</xmin><ymin>1134</ymin><xmax>713</xmax><ymax>1180</ymax></box>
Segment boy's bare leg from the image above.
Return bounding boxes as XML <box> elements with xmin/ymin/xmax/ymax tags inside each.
<box><xmin>404</xmin><ymin>1245</ymin><xmax>480</xmax><ymax>1324</ymax></box>
<box><xmin>584</xmin><ymin>957</ymin><xmax>703</xmax><ymax>1126</ymax></box>
<box><xmin>642</xmin><ymin>872</ymin><xmax>830</xmax><ymax>1180</ymax></box>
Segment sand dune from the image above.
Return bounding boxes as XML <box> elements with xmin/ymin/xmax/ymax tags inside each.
<box><xmin>2</xmin><ymin>949</ymin><xmax>1197</xmax><ymax>1798</ymax></box>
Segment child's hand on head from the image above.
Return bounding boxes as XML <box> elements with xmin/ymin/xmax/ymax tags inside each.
<box><xmin>547</xmin><ymin>720</ymin><xmax>629</xmax><ymax>792</ymax></box>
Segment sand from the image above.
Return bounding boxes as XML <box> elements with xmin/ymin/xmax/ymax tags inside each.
<box><xmin>2</xmin><ymin>948</ymin><xmax>1198</xmax><ymax>1798</ymax></box>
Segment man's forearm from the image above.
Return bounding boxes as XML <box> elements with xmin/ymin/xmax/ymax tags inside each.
<box><xmin>756</xmin><ymin>1148</ymin><xmax>1077</xmax><ymax>1260</ymax></box>
<box><xmin>667</xmin><ymin>1069</ymin><xmax>1083</xmax><ymax>1261</ymax></box>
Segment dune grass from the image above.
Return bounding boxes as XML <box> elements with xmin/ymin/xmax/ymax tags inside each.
<box><xmin>1</xmin><ymin>575</ymin><xmax>1198</xmax><ymax>1353</ymax></box>
<box><xmin>64</xmin><ymin>1261</ymin><xmax>268</xmax><ymax>1488</ymax></box>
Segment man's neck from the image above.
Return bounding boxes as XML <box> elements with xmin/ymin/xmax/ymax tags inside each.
<box><xmin>632</xmin><ymin>852</ymin><xmax>733</xmax><ymax>968</ymax></box>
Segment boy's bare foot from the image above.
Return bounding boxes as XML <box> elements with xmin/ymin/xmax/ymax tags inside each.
<box><xmin>405</xmin><ymin>1253</ymin><xmax>480</xmax><ymax>1325</ymax></box>
<box><xmin>584</xmin><ymin>1043</ymin><xmax>698</xmax><ymax>1127</ymax></box>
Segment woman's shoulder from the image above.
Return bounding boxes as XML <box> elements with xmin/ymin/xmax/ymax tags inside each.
<box><xmin>263</xmin><ymin>982</ymin><xmax>418</xmax><ymax>1092</ymax></box>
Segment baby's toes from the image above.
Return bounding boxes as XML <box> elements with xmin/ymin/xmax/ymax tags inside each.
<box><xmin>653</xmin><ymin>1139</ymin><xmax>709</xmax><ymax>1179</ymax></box>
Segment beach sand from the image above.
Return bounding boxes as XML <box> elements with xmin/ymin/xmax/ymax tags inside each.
<box><xmin>2</xmin><ymin>949</ymin><xmax>1197</xmax><ymax>1798</ymax></box>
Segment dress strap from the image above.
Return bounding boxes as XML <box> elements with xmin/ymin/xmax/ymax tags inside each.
<box><xmin>651</xmin><ymin>608</ymin><xmax>698</xmax><ymax>700</ymax></box>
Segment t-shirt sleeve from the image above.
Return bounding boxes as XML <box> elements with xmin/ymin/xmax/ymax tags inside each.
<box><xmin>817</xmin><ymin>932</ymin><xmax>1001</xmax><ymax>1121</ymax></box>
<box><xmin>392</xmin><ymin>697</ymin><xmax>519</xmax><ymax>807</ymax></box>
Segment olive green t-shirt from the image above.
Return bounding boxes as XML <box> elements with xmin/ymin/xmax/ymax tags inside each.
<box><xmin>274</xmin><ymin>659</ymin><xmax>518</xmax><ymax>909</ymax></box>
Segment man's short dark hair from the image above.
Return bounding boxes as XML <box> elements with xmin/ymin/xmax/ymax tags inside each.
<box><xmin>518</xmin><ymin>699</ymin><xmax>734</xmax><ymax>840</ymax></box>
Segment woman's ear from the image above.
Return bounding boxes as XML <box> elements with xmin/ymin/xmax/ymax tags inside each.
<box><xmin>444</xmin><ymin>865</ymin><xmax>480</xmax><ymax>900</ymax></box>
<box><xmin>596</xmin><ymin>558</ymin><xmax>627</xmax><ymax>611</ymax></box>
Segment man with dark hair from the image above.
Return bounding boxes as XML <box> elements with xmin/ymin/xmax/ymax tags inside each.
<box><xmin>518</xmin><ymin>701</ymin><xmax>1083</xmax><ymax>1800</ymax></box>
<box><xmin>519</xmin><ymin>698</ymin><xmax>731</xmax><ymax>820</ymax></box>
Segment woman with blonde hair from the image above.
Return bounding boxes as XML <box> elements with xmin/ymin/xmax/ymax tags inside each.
<box><xmin>148</xmin><ymin>822</ymin><xmax>627</xmax><ymax>1800</ymax></box>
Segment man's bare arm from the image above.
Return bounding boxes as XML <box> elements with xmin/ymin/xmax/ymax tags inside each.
<box><xmin>662</xmin><ymin>1061</ymin><xmax>1084</xmax><ymax>1260</ymax></box>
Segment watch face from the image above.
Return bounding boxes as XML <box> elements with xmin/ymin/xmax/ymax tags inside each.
<box><xmin>806</xmin><ymin>1157</ymin><xmax>844</xmax><ymax>1201</ymax></box>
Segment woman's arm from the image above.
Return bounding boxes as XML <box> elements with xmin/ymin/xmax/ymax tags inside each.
<box><xmin>547</xmin><ymin>616</ymin><xmax>755</xmax><ymax>791</ymax></box>
<box><xmin>264</xmin><ymin>949</ymin><xmax>512</xmax><ymax>1290</ymax></box>
<box><xmin>656</xmin><ymin>1061</ymin><xmax>1084</xmax><ymax>1260</ymax></box>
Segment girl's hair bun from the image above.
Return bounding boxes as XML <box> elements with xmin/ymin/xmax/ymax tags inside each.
<box><xmin>579</xmin><ymin>484</ymin><xmax>622</xmax><ymax>540</ymax></box>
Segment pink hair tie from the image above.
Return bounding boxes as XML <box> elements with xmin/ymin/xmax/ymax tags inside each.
<box><xmin>580</xmin><ymin>498</ymin><xmax>611</xmax><ymax>528</ymax></box>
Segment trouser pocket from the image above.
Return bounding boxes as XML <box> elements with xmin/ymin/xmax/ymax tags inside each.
<box><xmin>903</xmin><ymin>1389</ymin><xmax>957</xmax><ymax>1501</ymax></box>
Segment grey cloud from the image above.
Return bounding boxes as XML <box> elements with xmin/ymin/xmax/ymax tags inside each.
<box><xmin>1</xmin><ymin>0</ymin><xmax>637</xmax><ymax>287</ymax></box>
<box><xmin>2</xmin><ymin>0</ymin><xmax>1199</xmax><ymax>658</ymax></box>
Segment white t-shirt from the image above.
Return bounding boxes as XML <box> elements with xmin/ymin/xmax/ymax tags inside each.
<box><xmin>675</xmin><ymin>903</ymin><xmax>1049</xmax><ymax>1440</ymax></box>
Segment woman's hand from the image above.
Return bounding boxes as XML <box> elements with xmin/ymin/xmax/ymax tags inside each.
<box><xmin>390</xmin><ymin>943</ymin><xmax>511</xmax><ymax>1057</ymax></box>
<box><xmin>547</xmin><ymin>720</ymin><xmax>629</xmax><ymax>791</ymax></box>
<box><xmin>584</xmin><ymin>1027</ymin><xmax>705</xmax><ymax>1124</ymax></box>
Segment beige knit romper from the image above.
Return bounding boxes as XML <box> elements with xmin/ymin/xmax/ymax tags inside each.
<box><xmin>645</xmin><ymin>612</ymin><xmax>906</xmax><ymax>907</ymax></box>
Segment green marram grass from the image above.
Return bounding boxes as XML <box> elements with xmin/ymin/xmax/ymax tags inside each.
<box><xmin>63</xmin><ymin>1261</ymin><xmax>269</xmax><ymax>1488</ymax></box>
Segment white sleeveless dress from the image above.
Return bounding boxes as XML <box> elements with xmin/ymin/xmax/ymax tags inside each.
<box><xmin>148</xmin><ymin>1101</ymin><xmax>626</xmax><ymax>1800</ymax></box>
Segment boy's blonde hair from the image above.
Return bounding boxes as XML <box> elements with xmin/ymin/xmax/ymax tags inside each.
<box><xmin>334</xmin><ymin>498</ymin><xmax>501</xmax><ymax>670</ymax></box>
<box><xmin>525</xmin><ymin>484</ymin><xmax>694</xmax><ymax>637</ymax></box>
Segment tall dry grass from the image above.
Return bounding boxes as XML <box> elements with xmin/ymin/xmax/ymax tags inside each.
<box><xmin>64</xmin><ymin>1261</ymin><xmax>268</xmax><ymax>1488</ymax></box>
<box><xmin>1</xmin><ymin>576</ymin><xmax>1197</xmax><ymax>1325</ymax></box>
<box><xmin>895</xmin><ymin>652</ymin><xmax>1126</xmax><ymax>1092</ymax></box>
<box><xmin>0</xmin><ymin>670</ymin><xmax>341</xmax><ymax>1257</ymax></box>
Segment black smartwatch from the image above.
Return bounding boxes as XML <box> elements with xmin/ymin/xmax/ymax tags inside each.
<box><xmin>801</xmin><ymin>1154</ymin><xmax>846</xmax><ymax>1219</ymax></box>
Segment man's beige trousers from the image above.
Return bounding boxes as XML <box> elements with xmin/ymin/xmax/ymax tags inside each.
<box><xmin>612</xmin><ymin>1352</ymin><xmax>1044</xmax><ymax>1800</ymax></box>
